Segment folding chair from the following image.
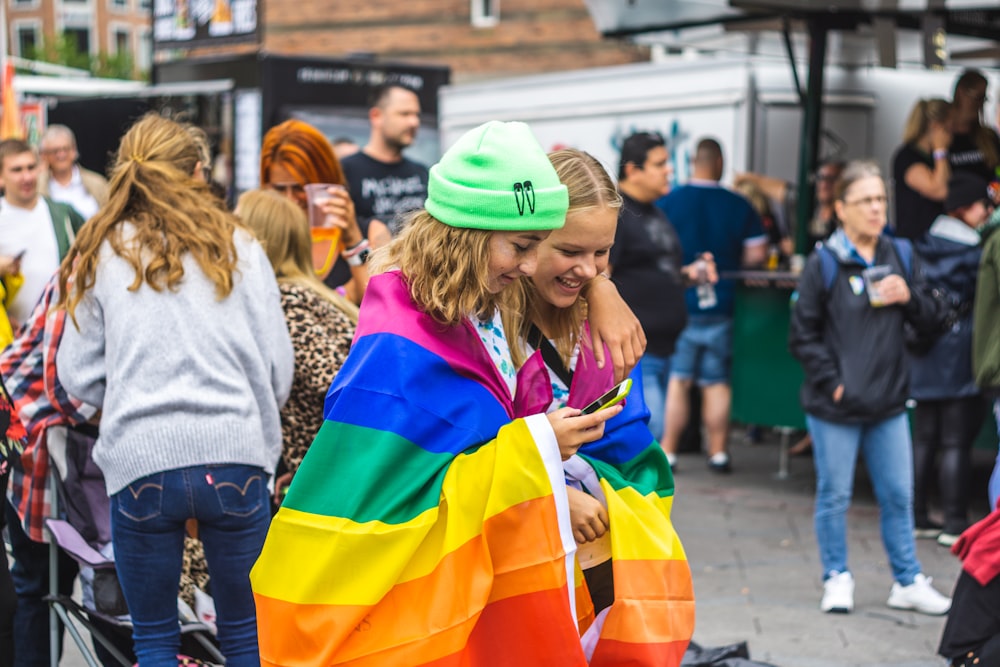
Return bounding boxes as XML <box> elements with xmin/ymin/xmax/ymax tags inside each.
<box><xmin>45</xmin><ymin>518</ymin><xmax>225</xmax><ymax>667</ymax></box>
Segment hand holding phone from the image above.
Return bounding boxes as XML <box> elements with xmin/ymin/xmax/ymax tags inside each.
<box><xmin>580</xmin><ymin>378</ymin><xmax>632</xmax><ymax>415</ymax></box>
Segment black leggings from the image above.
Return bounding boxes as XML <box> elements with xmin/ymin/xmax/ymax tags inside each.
<box><xmin>913</xmin><ymin>396</ymin><xmax>987</xmax><ymax>533</ymax></box>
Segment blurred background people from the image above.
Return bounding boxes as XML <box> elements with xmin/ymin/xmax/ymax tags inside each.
<box><xmin>658</xmin><ymin>137</ymin><xmax>766</xmax><ymax>473</ymax></box>
<box><xmin>909</xmin><ymin>171</ymin><xmax>991</xmax><ymax>547</ymax></box>
<box><xmin>341</xmin><ymin>82</ymin><xmax>428</xmax><ymax>248</ymax></box>
<box><xmin>789</xmin><ymin>160</ymin><xmax>950</xmax><ymax>616</ymax></box>
<box><xmin>610</xmin><ymin>131</ymin><xmax>716</xmax><ymax>461</ymax></box>
<box><xmin>0</xmin><ymin>139</ymin><xmax>85</xmax><ymax>331</ymax></box>
<box><xmin>949</xmin><ymin>69</ymin><xmax>1000</xmax><ymax>184</ymax></box>
<box><xmin>37</xmin><ymin>124</ymin><xmax>109</xmax><ymax>220</ymax></box>
<box><xmin>259</xmin><ymin>119</ymin><xmax>370</xmax><ymax>304</ymax></box>
<box><xmin>892</xmin><ymin>98</ymin><xmax>952</xmax><ymax>240</ymax></box>
<box><xmin>236</xmin><ymin>188</ymin><xmax>358</xmax><ymax>503</ymax></box>
<box><xmin>736</xmin><ymin>159</ymin><xmax>845</xmax><ymax>250</ymax></box>
<box><xmin>57</xmin><ymin>113</ymin><xmax>294</xmax><ymax>666</ymax></box>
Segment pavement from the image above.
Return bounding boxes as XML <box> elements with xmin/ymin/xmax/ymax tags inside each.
<box><xmin>56</xmin><ymin>427</ymin><xmax>996</xmax><ymax>667</ymax></box>
<box><xmin>670</xmin><ymin>427</ymin><xmax>996</xmax><ymax>667</ymax></box>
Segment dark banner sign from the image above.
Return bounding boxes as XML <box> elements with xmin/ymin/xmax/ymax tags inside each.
<box><xmin>153</xmin><ymin>0</ymin><xmax>259</xmax><ymax>48</ymax></box>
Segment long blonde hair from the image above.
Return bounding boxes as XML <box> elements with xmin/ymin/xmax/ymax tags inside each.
<box><xmin>902</xmin><ymin>98</ymin><xmax>951</xmax><ymax>146</ymax></box>
<box><xmin>236</xmin><ymin>189</ymin><xmax>358</xmax><ymax>322</ymax></box>
<box><xmin>506</xmin><ymin>148</ymin><xmax>622</xmax><ymax>369</ymax></box>
<box><xmin>369</xmin><ymin>211</ymin><xmax>517</xmax><ymax>326</ymax></box>
<box><xmin>59</xmin><ymin>113</ymin><xmax>240</xmax><ymax>323</ymax></box>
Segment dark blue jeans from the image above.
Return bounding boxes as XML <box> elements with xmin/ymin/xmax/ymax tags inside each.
<box><xmin>110</xmin><ymin>464</ymin><xmax>270</xmax><ymax>667</ymax></box>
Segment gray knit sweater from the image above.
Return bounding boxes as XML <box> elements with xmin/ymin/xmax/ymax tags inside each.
<box><xmin>57</xmin><ymin>226</ymin><xmax>294</xmax><ymax>495</ymax></box>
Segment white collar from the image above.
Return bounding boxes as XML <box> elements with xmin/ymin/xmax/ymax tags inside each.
<box><xmin>929</xmin><ymin>215</ymin><xmax>981</xmax><ymax>246</ymax></box>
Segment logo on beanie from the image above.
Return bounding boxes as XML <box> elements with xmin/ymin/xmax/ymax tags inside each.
<box><xmin>513</xmin><ymin>181</ymin><xmax>536</xmax><ymax>216</ymax></box>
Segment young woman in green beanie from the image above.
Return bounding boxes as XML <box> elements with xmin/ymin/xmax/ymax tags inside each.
<box><xmin>252</xmin><ymin>121</ymin><xmax>627</xmax><ymax>665</ymax></box>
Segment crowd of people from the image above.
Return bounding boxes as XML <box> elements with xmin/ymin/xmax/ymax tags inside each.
<box><xmin>0</xmin><ymin>67</ymin><xmax>998</xmax><ymax>667</ymax></box>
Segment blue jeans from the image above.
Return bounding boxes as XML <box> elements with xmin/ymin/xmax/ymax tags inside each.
<box><xmin>989</xmin><ymin>400</ymin><xmax>1000</xmax><ymax>510</ymax></box>
<box><xmin>640</xmin><ymin>354</ymin><xmax>670</xmax><ymax>442</ymax></box>
<box><xmin>807</xmin><ymin>412</ymin><xmax>922</xmax><ymax>586</ymax></box>
<box><xmin>110</xmin><ymin>464</ymin><xmax>270</xmax><ymax>667</ymax></box>
<box><xmin>669</xmin><ymin>316</ymin><xmax>733</xmax><ymax>385</ymax></box>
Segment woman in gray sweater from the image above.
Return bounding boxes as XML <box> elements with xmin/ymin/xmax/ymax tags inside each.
<box><xmin>56</xmin><ymin>114</ymin><xmax>294</xmax><ymax>667</ymax></box>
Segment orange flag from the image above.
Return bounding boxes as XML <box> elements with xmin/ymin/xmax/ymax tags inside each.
<box><xmin>0</xmin><ymin>61</ymin><xmax>23</xmax><ymax>140</ymax></box>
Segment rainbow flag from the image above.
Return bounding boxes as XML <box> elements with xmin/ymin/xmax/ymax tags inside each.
<box><xmin>0</xmin><ymin>61</ymin><xmax>22</xmax><ymax>140</ymax></box>
<box><xmin>251</xmin><ymin>271</ymin><xmax>693</xmax><ymax>665</ymax></box>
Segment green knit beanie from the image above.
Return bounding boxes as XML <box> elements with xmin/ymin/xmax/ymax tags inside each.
<box><xmin>426</xmin><ymin>121</ymin><xmax>568</xmax><ymax>231</ymax></box>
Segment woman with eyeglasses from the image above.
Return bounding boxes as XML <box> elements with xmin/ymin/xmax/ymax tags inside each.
<box><xmin>789</xmin><ymin>160</ymin><xmax>952</xmax><ymax>617</ymax></box>
<box><xmin>891</xmin><ymin>98</ymin><xmax>952</xmax><ymax>241</ymax></box>
<box><xmin>949</xmin><ymin>69</ymin><xmax>1000</xmax><ymax>184</ymax></box>
<box><xmin>260</xmin><ymin>120</ymin><xmax>370</xmax><ymax>305</ymax></box>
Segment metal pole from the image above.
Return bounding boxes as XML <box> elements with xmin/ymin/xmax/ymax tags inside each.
<box><xmin>794</xmin><ymin>19</ymin><xmax>829</xmax><ymax>255</ymax></box>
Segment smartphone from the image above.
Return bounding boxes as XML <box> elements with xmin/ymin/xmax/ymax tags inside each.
<box><xmin>580</xmin><ymin>378</ymin><xmax>632</xmax><ymax>415</ymax></box>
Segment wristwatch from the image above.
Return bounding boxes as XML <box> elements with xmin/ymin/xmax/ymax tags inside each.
<box><xmin>346</xmin><ymin>247</ymin><xmax>370</xmax><ymax>267</ymax></box>
<box><xmin>343</xmin><ymin>239</ymin><xmax>371</xmax><ymax>267</ymax></box>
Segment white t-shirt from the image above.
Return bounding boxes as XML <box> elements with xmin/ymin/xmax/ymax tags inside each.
<box><xmin>48</xmin><ymin>166</ymin><xmax>99</xmax><ymax>220</ymax></box>
<box><xmin>0</xmin><ymin>197</ymin><xmax>60</xmax><ymax>324</ymax></box>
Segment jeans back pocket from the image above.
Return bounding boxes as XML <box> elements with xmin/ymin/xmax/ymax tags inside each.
<box><xmin>115</xmin><ymin>473</ymin><xmax>164</xmax><ymax>523</ymax></box>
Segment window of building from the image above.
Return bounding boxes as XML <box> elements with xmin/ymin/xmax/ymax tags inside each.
<box><xmin>110</xmin><ymin>0</ymin><xmax>129</xmax><ymax>9</ymax></box>
<box><xmin>64</xmin><ymin>27</ymin><xmax>91</xmax><ymax>55</ymax></box>
<box><xmin>112</xmin><ymin>27</ymin><xmax>129</xmax><ymax>53</ymax></box>
<box><xmin>13</xmin><ymin>0</ymin><xmax>39</xmax><ymax>7</ymax></box>
<box><xmin>136</xmin><ymin>28</ymin><xmax>152</xmax><ymax>72</ymax></box>
<box><xmin>138</xmin><ymin>0</ymin><xmax>151</xmax><ymax>10</ymax></box>
<box><xmin>471</xmin><ymin>0</ymin><xmax>498</xmax><ymax>28</ymax></box>
<box><xmin>14</xmin><ymin>23</ymin><xmax>41</xmax><ymax>57</ymax></box>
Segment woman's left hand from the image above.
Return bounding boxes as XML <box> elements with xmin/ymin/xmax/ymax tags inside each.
<box><xmin>586</xmin><ymin>276</ymin><xmax>646</xmax><ymax>383</ymax></box>
<box><xmin>318</xmin><ymin>187</ymin><xmax>363</xmax><ymax>248</ymax></box>
<box><xmin>875</xmin><ymin>274</ymin><xmax>910</xmax><ymax>306</ymax></box>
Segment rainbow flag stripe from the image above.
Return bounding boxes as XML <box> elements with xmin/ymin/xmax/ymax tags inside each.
<box><xmin>251</xmin><ymin>272</ymin><xmax>694</xmax><ymax>665</ymax></box>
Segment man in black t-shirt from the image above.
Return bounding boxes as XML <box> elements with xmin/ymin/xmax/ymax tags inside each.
<box><xmin>608</xmin><ymin>132</ymin><xmax>714</xmax><ymax>459</ymax></box>
<box><xmin>341</xmin><ymin>83</ymin><xmax>429</xmax><ymax>248</ymax></box>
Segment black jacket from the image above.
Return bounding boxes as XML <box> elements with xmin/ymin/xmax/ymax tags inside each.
<box><xmin>789</xmin><ymin>233</ymin><xmax>940</xmax><ymax>423</ymax></box>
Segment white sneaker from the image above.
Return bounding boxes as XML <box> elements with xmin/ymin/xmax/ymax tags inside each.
<box><xmin>886</xmin><ymin>573</ymin><xmax>951</xmax><ymax>615</ymax></box>
<box><xmin>820</xmin><ymin>571</ymin><xmax>854</xmax><ymax>613</ymax></box>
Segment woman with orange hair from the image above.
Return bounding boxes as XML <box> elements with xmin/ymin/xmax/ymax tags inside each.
<box><xmin>260</xmin><ymin>119</ymin><xmax>369</xmax><ymax>304</ymax></box>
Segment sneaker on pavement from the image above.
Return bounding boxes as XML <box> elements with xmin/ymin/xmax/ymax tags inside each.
<box><xmin>820</xmin><ymin>571</ymin><xmax>854</xmax><ymax>613</ymax></box>
<box><xmin>937</xmin><ymin>532</ymin><xmax>961</xmax><ymax>548</ymax></box>
<box><xmin>913</xmin><ymin>518</ymin><xmax>943</xmax><ymax>539</ymax></box>
<box><xmin>886</xmin><ymin>573</ymin><xmax>951</xmax><ymax>615</ymax></box>
<box><xmin>666</xmin><ymin>452</ymin><xmax>677</xmax><ymax>470</ymax></box>
<box><xmin>707</xmin><ymin>452</ymin><xmax>731</xmax><ymax>474</ymax></box>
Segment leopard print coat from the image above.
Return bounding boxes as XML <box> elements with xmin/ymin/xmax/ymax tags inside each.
<box><xmin>279</xmin><ymin>283</ymin><xmax>355</xmax><ymax>475</ymax></box>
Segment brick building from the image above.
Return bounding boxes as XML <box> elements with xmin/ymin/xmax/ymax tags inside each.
<box><xmin>162</xmin><ymin>0</ymin><xmax>650</xmax><ymax>82</ymax></box>
<box><xmin>267</xmin><ymin>0</ymin><xmax>648</xmax><ymax>81</ymax></box>
<box><xmin>5</xmin><ymin>0</ymin><xmax>153</xmax><ymax>74</ymax></box>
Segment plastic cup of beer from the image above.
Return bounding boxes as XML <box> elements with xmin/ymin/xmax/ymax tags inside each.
<box><xmin>862</xmin><ymin>265</ymin><xmax>892</xmax><ymax>307</ymax></box>
<box><xmin>304</xmin><ymin>183</ymin><xmax>344</xmax><ymax>245</ymax></box>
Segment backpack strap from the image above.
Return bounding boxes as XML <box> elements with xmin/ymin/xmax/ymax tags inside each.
<box><xmin>817</xmin><ymin>245</ymin><xmax>838</xmax><ymax>292</ymax></box>
<box><xmin>890</xmin><ymin>237</ymin><xmax>914</xmax><ymax>280</ymax></box>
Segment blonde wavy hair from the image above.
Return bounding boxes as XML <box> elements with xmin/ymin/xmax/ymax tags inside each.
<box><xmin>236</xmin><ymin>189</ymin><xmax>359</xmax><ymax>323</ymax></box>
<box><xmin>369</xmin><ymin>211</ymin><xmax>519</xmax><ymax>326</ymax></box>
<box><xmin>902</xmin><ymin>98</ymin><xmax>952</xmax><ymax>146</ymax></box>
<box><xmin>59</xmin><ymin>113</ymin><xmax>242</xmax><ymax>323</ymax></box>
<box><xmin>505</xmin><ymin>148</ymin><xmax>622</xmax><ymax>369</ymax></box>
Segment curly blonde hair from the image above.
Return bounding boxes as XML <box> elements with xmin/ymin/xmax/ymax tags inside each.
<box><xmin>369</xmin><ymin>211</ymin><xmax>520</xmax><ymax>326</ymax></box>
<box><xmin>59</xmin><ymin>113</ymin><xmax>242</xmax><ymax>323</ymax></box>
